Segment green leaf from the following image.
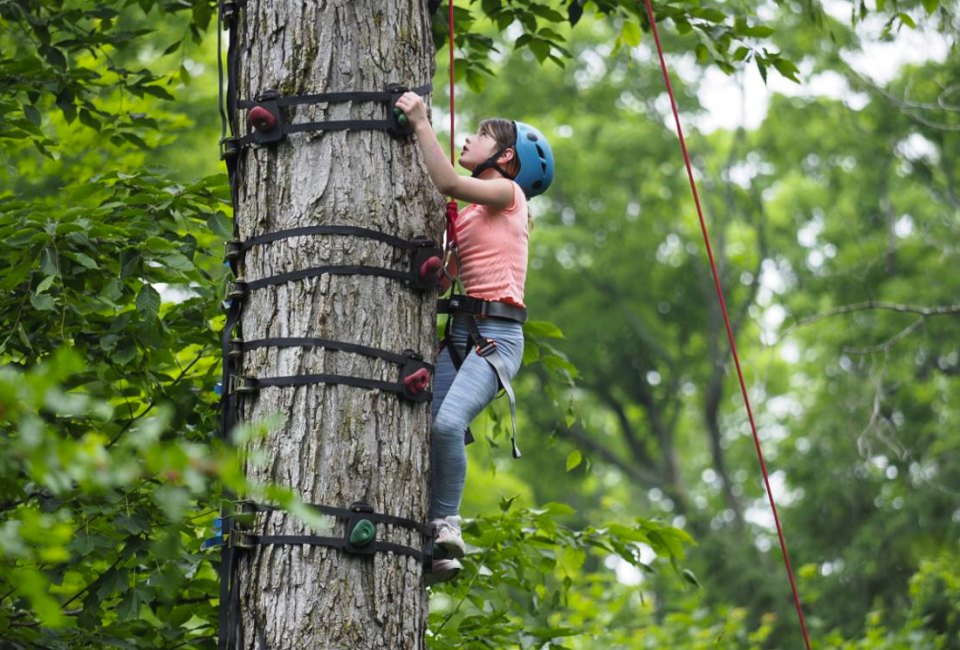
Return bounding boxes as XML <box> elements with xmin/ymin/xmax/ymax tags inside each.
<box><xmin>120</xmin><ymin>249</ymin><xmax>140</xmax><ymax>278</ymax></box>
<box><xmin>524</xmin><ymin>320</ymin><xmax>564</xmax><ymax>339</ymax></box>
<box><xmin>135</xmin><ymin>284</ymin><xmax>161</xmax><ymax>319</ymax></box>
<box><xmin>695</xmin><ymin>43</ymin><xmax>710</xmax><ymax>64</ymax></box>
<box><xmin>140</xmin><ymin>84</ymin><xmax>175</xmax><ymax>100</ymax></box>
<box><xmin>772</xmin><ymin>57</ymin><xmax>801</xmax><ymax>82</ymax></box>
<box><xmin>117</xmin><ymin>585</ymin><xmax>147</xmax><ymax>621</ymax></box>
<box><xmin>70</xmin><ymin>252</ymin><xmax>99</xmax><ymax>269</ymax></box>
<box><xmin>162</xmin><ymin>253</ymin><xmax>194</xmax><ymax>271</ymax></box>
<box><xmin>55</xmin><ymin>90</ymin><xmax>77</xmax><ymax>124</ymax></box>
<box><xmin>30</xmin><ymin>293</ymin><xmax>56</xmax><ymax>312</ymax></box>
<box><xmin>35</xmin><ymin>274</ymin><xmax>57</xmax><ymax>294</ymax></box>
<box><xmin>565</xmin><ymin>449</ymin><xmax>582</xmax><ymax>472</ymax></box>
<box><xmin>540</xmin><ymin>502</ymin><xmax>576</xmax><ymax>516</ymax></box>
<box><xmin>621</xmin><ymin>20</ymin><xmax>642</xmax><ymax>48</ymax></box>
<box><xmin>693</xmin><ymin>8</ymin><xmax>726</xmax><ymax>23</ymax></box>
<box><xmin>741</xmin><ymin>24</ymin><xmax>775</xmax><ymax>37</ymax></box>
<box><xmin>24</xmin><ymin>105</ymin><xmax>42</xmax><ymax>126</ymax></box>
<box><xmin>41</xmin><ymin>246</ymin><xmax>60</xmax><ymax>276</ymax></box>
<box><xmin>78</xmin><ymin>109</ymin><xmax>101</xmax><ymax>130</ymax></box>
<box><xmin>40</xmin><ymin>45</ymin><xmax>67</xmax><ymax>68</ymax></box>
<box><xmin>12</xmin><ymin>569</ymin><xmax>65</xmax><ymax>627</ymax></box>
<box><xmin>682</xmin><ymin>569</ymin><xmax>701</xmax><ymax>588</ymax></box>
<box><xmin>162</xmin><ymin>40</ymin><xmax>182</xmax><ymax>56</ymax></box>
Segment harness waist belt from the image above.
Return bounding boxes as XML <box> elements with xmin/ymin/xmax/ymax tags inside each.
<box><xmin>437</xmin><ymin>296</ymin><xmax>527</xmax><ymax>323</ymax></box>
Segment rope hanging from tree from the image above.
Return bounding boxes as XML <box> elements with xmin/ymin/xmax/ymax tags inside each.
<box><xmin>444</xmin><ymin>0</ymin><xmax>461</xmax><ymax>254</ymax></box>
<box><xmin>638</xmin><ymin>0</ymin><xmax>813</xmax><ymax>646</ymax></box>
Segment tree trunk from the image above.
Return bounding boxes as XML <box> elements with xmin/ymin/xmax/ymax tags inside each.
<box><xmin>230</xmin><ymin>1</ymin><xmax>440</xmax><ymax>647</ymax></box>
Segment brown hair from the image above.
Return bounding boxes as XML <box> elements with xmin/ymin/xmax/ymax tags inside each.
<box><xmin>478</xmin><ymin>118</ymin><xmax>520</xmax><ymax>178</ymax></box>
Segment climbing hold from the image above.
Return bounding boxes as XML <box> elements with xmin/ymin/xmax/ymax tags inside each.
<box><xmin>247</xmin><ymin>105</ymin><xmax>277</xmax><ymax>133</ymax></box>
<box><xmin>393</xmin><ymin>108</ymin><xmax>409</xmax><ymax>128</ymax></box>
<box><xmin>349</xmin><ymin>519</ymin><xmax>376</xmax><ymax>547</ymax></box>
<box><xmin>419</xmin><ymin>255</ymin><xmax>442</xmax><ymax>281</ymax></box>
<box><xmin>408</xmin><ymin>237</ymin><xmax>443</xmax><ymax>290</ymax></box>
<box><xmin>402</xmin><ymin>368</ymin><xmax>431</xmax><ymax>396</ymax></box>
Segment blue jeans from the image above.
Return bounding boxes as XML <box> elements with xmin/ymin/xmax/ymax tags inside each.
<box><xmin>429</xmin><ymin>315</ymin><xmax>524</xmax><ymax>519</ymax></box>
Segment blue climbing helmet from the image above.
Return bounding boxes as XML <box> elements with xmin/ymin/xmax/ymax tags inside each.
<box><xmin>512</xmin><ymin>121</ymin><xmax>554</xmax><ymax>198</ymax></box>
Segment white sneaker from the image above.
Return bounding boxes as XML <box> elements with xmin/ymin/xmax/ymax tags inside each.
<box><xmin>432</xmin><ymin>515</ymin><xmax>465</xmax><ymax>559</ymax></box>
<box><xmin>424</xmin><ymin>558</ymin><xmax>462</xmax><ymax>586</ymax></box>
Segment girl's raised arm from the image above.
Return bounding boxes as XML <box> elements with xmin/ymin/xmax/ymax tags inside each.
<box><xmin>395</xmin><ymin>92</ymin><xmax>515</xmax><ymax>208</ymax></box>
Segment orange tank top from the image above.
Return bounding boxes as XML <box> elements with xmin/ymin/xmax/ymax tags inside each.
<box><xmin>455</xmin><ymin>182</ymin><xmax>529</xmax><ymax>308</ymax></box>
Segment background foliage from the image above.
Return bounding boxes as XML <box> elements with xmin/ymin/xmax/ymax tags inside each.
<box><xmin>2</xmin><ymin>0</ymin><xmax>957</xmax><ymax>648</ymax></box>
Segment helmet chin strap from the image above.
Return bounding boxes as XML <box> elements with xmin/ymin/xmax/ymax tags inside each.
<box><xmin>470</xmin><ymin>147</ymin><xmax>513</xmax><ymax>180</ymax></box>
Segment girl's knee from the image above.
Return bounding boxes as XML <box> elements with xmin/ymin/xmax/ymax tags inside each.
<box><xmin>432</xmin><ymin>410</ymin><xmax>466</xmax><ymax>441</ymax></box>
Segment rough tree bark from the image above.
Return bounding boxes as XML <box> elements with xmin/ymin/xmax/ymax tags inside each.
<box><xmin>231</xmin><ymin>1</ymin><xmax>440</xmax><ymax>647</ymax></box>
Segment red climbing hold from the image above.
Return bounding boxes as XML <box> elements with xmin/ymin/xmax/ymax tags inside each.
<box><xmin>402</xmin><ymin>368</ymin><xmax>430</xmax><ymax>395</ymax></box>
<box><xmin>419</xmin><ymin>256</ymin><xmax>442</xmax><ymax>281</ymax></box>
<box><xmin>247</xmin><ymin>105</ymin><xmax>277</xmax><ymax>132</ymax></box>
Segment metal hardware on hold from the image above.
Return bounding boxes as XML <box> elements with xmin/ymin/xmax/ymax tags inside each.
<box><xmin>228</xmin><ymin>375</ymin><xmax>259</xmax><ymax>395</ymax></box>
<box><xmin>224</xmin><ymin>240</ymin><xmax>243</xmax><ymax>263</ymax></box>
<box><xmin>227</xmin><ymin>280</ymin><xmax>249</xmax><ymax>301</ymax></box>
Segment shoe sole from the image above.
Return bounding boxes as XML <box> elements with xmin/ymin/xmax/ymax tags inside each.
<box><xmin>425</xmin><ymin>564</ymin><xmax>461</xmax><ymax>587</ymax></box>
<box><xmin>435</xmin><ymin>537</ymin><xmax>466</xmax><ymax>559</ymax></box>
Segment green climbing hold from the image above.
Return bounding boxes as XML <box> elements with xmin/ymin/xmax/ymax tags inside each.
<box><xmin>394</xmin><ymin>109</ymin><xmax>409</xmax><ymax>127</ymax></box>
<box><xmin>349</xmin><ymin>519</ymin><xmax>376</xmax><ymax>547</ymax></box>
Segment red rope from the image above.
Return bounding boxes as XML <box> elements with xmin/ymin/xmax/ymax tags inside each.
<box><xmin>638</xmin><ymin>1</ymin><xmax>812</xmax><ymax>647</ymax></box>
<box><xmin>447</xmin><ymin>0</ymin><xmax>456</xmax><ymax>165</ymax></box>
<box><xmin>444</xmin><ymin>0</ymin><xmax>459</xmax><ymax>248</ymax></box>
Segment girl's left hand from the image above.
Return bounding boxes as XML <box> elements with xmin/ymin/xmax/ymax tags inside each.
<box><xmin>394</xmin><ymin>91</ymin><xmax>428</xmax><ymax>128</ymax></box>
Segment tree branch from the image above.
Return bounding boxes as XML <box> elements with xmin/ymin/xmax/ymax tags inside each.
<box><xmin>844</xmin><ymin>317</ymin><xmax>926</xmax><ymax>355</ymax></box>
<box><xmin>785</xmin><ymin>301</ymin><xmax>960</xmax><ymax>335</ymax></box>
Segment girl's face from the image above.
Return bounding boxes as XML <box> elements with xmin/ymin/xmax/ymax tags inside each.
<box><xmin>459</xmin><ymin>128</ymin><xmax>503</xmax><ymax>172</ymax></box>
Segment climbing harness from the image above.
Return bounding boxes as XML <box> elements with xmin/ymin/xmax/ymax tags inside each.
<box><xmin>639</xmin><ymin>0</ymin><xmax>812</xmax><ymax>646</ymax></box>
<box><xmin>437</xmin><ymin>296</ymin><xmax>526</xmax><ymax>458</ymax></box>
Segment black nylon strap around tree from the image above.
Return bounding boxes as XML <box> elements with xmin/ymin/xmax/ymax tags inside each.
<box><xmin>241</xmin><ymin>501</ymin><xmax>432</xmax><ymax>535</ymax></box>
<box><xmin>236</xmin><ymin>224</ymin><xmax>423</xmax><ymax>253</ymax></box>
<box><xmin>239</xmin><ymin>372</ymin><xmax>431</xmax><ymax>401</ymax></box>
<box><xmin>235</xmin><ymin>264</ymin><xmax>418</xmax><ymax>293</ymax></box>
<box><xmin>237</xmin><ymin>534</ymin><xmax>428</xmax><ymax>562</ymax></box>
<box><xmin>236</xmin><ymin>337</ymin><xmax>433</xmax><ymax>371</ymax></box>
<box><xmin>235</xmin><ymin>84</ymin><xmax>432</xmax><ymax>109</ymax></box>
